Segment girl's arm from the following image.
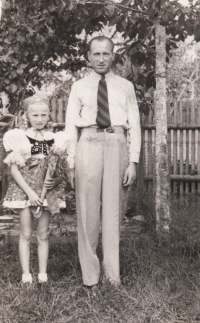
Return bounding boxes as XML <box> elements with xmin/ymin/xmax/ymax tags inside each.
<box><xmin>10</xmin><ymin>163</ymin><xmax>43</xmax><ymax>207</ymax></box>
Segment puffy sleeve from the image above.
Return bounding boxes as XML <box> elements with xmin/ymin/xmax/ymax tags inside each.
<box><xmin>3</xmin><ymin>128</ymin><xmax>32</xmax><ymax>167</ymax></box>
<box><xmin>53</xmin><ymin>131</ymin><xmax>68</xmax><ymax>151</ymax></box>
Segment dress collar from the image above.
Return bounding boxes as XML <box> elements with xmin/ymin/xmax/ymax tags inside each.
<box><xmin>25</xmin><ymin>127</ymin><xmax>55</xmax><ymax>141</ymax></box>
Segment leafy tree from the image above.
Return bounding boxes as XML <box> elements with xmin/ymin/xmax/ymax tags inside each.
<box><xmin>167</xmin><ymin>40</ymin><xmax>200</xmax><ymax>101</ymax></box>
<box><xmin>0</xmin><ymin>0</ymin><xmax>199</xmax><ymax>114</ymax></box>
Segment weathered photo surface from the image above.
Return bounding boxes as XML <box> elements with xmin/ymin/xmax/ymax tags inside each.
<box><xmin>0</xmin><ymin>0</ymin><xmax>200</xmax><ymax>322</ymax></box>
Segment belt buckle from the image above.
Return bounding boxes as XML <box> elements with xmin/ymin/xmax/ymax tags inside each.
<box><xmin>104</xmin><ymin>127</ymin><xmax>115</xmax><ymax>133</ymax></box>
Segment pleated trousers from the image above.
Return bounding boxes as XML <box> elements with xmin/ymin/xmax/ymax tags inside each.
<box><xmin>75</xmin><ymin>128</ymin><xmax>129</xmax><ymax>286</ymax></box>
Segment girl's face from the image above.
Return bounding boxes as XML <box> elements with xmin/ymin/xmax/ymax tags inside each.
<box><xmin>27</xmin><ymin>103</ymin><xmax>49</xmax><ymax>130</ymax></box>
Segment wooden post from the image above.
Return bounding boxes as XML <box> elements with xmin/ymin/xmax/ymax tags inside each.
<box><xmin>154</xmin><ymin>21</ymin><xmax>171</xmax><ymax>236</ymax></box>
<box><xmin>198</xmin><ymin>100</ymin><xmax>200</xmax><ymax>193</ymax></box>
<box><xmin>191</xmin><ymin>99</ymin><xmax>196</xmax><ymax>193</ymax></box>
<box><xmin>173</xmin><ymin>101</ymin><xmax>177</xmax><ymax>195</ymax></box>
<box><xmin>136</xmin><ymin>133</ymin><xmax>144</xmax><ymax>213</ymax></box>
<box><xmin>57</xmin><ymin>98</ymin><xmax>64</xmax><ymax>123</ymax></box>
<box><xmin>179</xmin><ymin>101</ymin><xmax>184</xmax><ymax>196</ymax></box>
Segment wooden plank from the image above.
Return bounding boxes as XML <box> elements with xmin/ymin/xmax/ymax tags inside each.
<box><xmin>179</xmin><ymin>101</ymin><xmax>183</xmax><ymax>195</ymax></box>
<box><xmin>198</xmin><ymin>100</ymin><xmax>200</xmax><ymax>193</ymax></box>
<box><xmin>148</xmin><ymin>129</ymin><xmax>153</xmax><ymax>175</ymax></box>
<box><xmin>173</xmin><ymin>129</ymin><xmax>178</xmax><ymax>194</ymax></box>
<box><xmin>136</xmin><ymin>132</ymin><xmax>144</xmax><ymax>213</ymax></box>
<box><xmin>144</xmin><ymin>129</ymin><xmax>149</xmax><ymax>191</ymax></box>
<box><xmin>191</xmin><ymin>100</ymin><xmax>196</xmax><ymax>193</ymax></box>
<box><xmin>63</xmin><ymin>98</ymin><xmax>67</xmax><ymax>122</ymax></box>
<box><xmin>52</xmin><ymin>123</ymin><xmax>65</xmax><ymax>129</ymax></box>
<box><xmin>1</xmin><ymin>139</ymin><xmax>8</xmax><ymax>200</ymax></box>
<box><xmin>167</xmin><ymin>100</ymin><xmax>171</xmax><ymax>124</ymax></box>
<box><xmin>185</xmin><ymin>101</ymin><xmax>190</xmax><ymax>193</ymax></box>
<box><xmin>148</xmin><ymin>106</ymin><xmax>154</xmax><ymax>124</ymax></box>
<box><xmin>0</xmin><ymin>216</ymin><xmax>13</xmax><ymax>223</ymax></box>
<box><xmin>57</xmin><ymin>98</ymin><xmax>64</xmax><ymax>123</ymax></box>
<box><xmin>168</xmin><ymin>129</ymin><xmax>172</xmax><ymax>182</ymax></box>
<box><xmin>50</xmin><ymin>98</ymin><xmax>57</xmax><ymax>122</ymax></box>
<box><xmin>144</xmin><ymin>174</ymin><xmax>200</xmax><ymax>181</ymax></box>
<box><xmin>142</xmin><ymin>124</ymin><xmax>200</xmax><ymax>130</ymax></box>
<box><xmin>140</xmin><ymin>112</ymin><xmax>145</xmax><ymax>125</ymax></box>
<box><xmin>182</xmin><ymin>100</ymin><xmax>187</xmax><ymax>125</ymax></box>
<box><xmin>173</xmin><ymin>102</ymin><xmax>177</xmax><ymax>194</ymax></box>
<box><xmin>198</xmin><ymin>129</ymin><xmax>200</xmax><ymax>193</ymax></box>
<box><xmin>152</xmin><ymin>128</ymin><xmax>155</xmax><ymax>192</ymax></box>
<box><xmin>0</xmin><ymin>138</ymin><xmax>2</xmax><ymax>201</ymax></box>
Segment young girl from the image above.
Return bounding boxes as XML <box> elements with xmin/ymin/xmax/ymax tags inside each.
<box><xmin>3</xmin><ymin>93</ymin><xmax>69</xmax><ymax>284</ymax></box>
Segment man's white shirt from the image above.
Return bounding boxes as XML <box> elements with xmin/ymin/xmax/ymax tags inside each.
<box><xmin>65</xmin><ymin>71</ymin><xmax>141</xmax><ymax>168</ymax></box>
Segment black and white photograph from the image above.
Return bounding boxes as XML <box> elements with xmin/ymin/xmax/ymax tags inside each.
<box><xmin>0</xmin><ymin>0</ymin><xmax>200</xmax><ymax>322</ymax></box>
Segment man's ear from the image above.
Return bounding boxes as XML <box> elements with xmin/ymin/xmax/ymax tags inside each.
<box><xmin>88</xmin><ymin>51</ymin><xmax>91</xmax><ymax>62</ymax></box>
<box><xmin>111</xmin><ymin>52</ymin><xmax>115</xmax><ymax>62</ymax></box>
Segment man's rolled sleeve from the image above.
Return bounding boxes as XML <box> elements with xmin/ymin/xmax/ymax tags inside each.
<box><xmin>127</xmin><ymin>82</ymin><xmax>141</xmax><ymax>164</ymax></box>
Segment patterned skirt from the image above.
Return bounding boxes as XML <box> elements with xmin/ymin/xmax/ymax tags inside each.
<box><xmin>3</xmin><ymin>163</ymin><xmax>68</xmax><ymax>213</ymax></box>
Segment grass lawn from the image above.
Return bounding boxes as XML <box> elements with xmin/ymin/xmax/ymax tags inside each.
<box><xmin>1</xmin><ymin>196</ymin><xmax>200</xmax><ymax>323</ymax></box>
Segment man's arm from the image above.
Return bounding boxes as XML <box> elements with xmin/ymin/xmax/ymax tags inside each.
<box><xmin>123</xmin><ymin>82</ymin><xmax>141</xmax><ymax>186</ymax></box>
<box><xmin>65</xmin><ymin>82</ymin><xmax>81</xmax><ymax>188</ymax></box>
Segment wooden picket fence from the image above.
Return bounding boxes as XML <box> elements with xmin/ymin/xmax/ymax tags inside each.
<box><xmin>1</xmin><ymin>98</ymin><xmax>200</xmax><ymax>215</ymax></box>
<box><xmin>138</xmin><ymin>99</ymin><xmax>200</xmax><ymax>205</ymax></box>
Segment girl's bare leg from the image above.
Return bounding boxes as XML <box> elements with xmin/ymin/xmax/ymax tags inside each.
<box><xmin>36</xmin><ymin>210</ymin><xmax>51</xmax><ymax>274</ymax></box>
<box><xmin>19</xmin><ymin>207</ymin><xmax>32</xmax><ymax>275</ymax></box>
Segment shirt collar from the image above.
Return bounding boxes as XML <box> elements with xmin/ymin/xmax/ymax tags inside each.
<box><xmin>92</xmin><ymin>70</ymin><xmax>113</xmax><ymax>80</ymax></box>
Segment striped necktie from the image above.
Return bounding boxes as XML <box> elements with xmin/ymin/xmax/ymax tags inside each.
<box><xmin>96</xmin><ymin>74</ymin><xmax>111</xmax><ymax>128</ymax></box>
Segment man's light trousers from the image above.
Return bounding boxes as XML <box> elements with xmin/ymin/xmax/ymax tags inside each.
<box><xmin>75</xmin><ymin>128</ymin><xmax>129</xmax><ymax>286</ymax></box>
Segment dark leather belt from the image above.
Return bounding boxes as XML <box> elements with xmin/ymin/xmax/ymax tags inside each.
<box><xmin>97</xmin><ymin>127</ymin><xmax>115</xmax><ymax>133</ymax></box>
<box><xmin>81</xmin><ymin>126</ymin><xmax>125</xmax><ymax>134</ymax></box>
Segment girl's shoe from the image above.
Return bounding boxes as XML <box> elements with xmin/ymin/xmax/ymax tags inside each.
<box><xmin>22</xmin><ymin>273</ymin><xmax>32</xmax><ymax>284</ymax></box>
<box><xmin>38</xmin><ymin>273</ymin><xmax>48</xmax><ymax>283</ymax></box>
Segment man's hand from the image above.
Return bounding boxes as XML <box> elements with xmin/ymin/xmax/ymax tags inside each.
<box><xmin>123</xmin><ymin>163</ymin><xmax>137</xmax><ymax>186</ymax></box>
<box><xmin>69</xmin><ymin>169</ymin><xmax>75</xmax><ymax>190</ymax></box>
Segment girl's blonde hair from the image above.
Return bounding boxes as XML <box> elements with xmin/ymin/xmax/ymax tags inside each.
<box><xmin>20</xmin><ymin>92</ymin><xmax>53</xmax><ymax>131</ymax></box>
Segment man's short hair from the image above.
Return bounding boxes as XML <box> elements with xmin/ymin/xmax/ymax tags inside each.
<box><xmin>88</xmin><ymin>36</ymin><xmax>114</xmax><ymax>52</ymax></box>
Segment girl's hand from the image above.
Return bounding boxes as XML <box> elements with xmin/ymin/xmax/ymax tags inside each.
<box><xmin>28</xmin><ymin>190</ymin><xmax>43</xmax><ymax>206</ymax></box>
<box><xmin>10</xmin><ymin>164</ymin><xmax>43</xmax><ymax>207</ymax></box>
<box><xmin>44</xmin><ymin>177</ymin><xmax>62</xmax><ymax>190</ymax></box>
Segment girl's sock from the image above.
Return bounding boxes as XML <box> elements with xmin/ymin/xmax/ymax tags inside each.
<box><xmin>22</xmin><ymin>273</ymin><xmax>32</xmax><ymax>284</ymax></box>
<box><xmin>38</xmin><ymin>273</ymin><xmax>48</xmax><ymax>283</ymax></box>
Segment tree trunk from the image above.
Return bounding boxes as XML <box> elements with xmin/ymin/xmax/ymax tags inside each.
<box><xmin>154</xmin><ymin>21</ymin><xmax>171</xmax><ymax>237</ymax></box>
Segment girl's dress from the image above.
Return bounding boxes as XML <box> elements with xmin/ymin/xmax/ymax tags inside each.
<box><xmin>3</xmin><ymin>127</ymin><xmax>69</xmax><ymax>215</ymax></box>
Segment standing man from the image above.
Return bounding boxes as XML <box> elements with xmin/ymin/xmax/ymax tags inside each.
<box><xmin>65</xmin><ymin>36</ymin><xmax>141</xmax><ymax>287</ymax></box>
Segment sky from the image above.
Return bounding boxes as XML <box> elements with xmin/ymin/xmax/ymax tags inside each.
<box><xmin>178</xmin><ymin>0</ymin><xmax>198</xmax><ymax>5</ymax></box>
<box><xmin>178</xmin><ymin>0</ymin><xmax>189</xmax><ymax>5</ymax></box>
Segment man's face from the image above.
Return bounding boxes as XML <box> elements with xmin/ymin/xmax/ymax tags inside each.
<box><xmin>88</xmin><ymin>39</ymin><xmax>114</xmax><ymax>75</ymax></box>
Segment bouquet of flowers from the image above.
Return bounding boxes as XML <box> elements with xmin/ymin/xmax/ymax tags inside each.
<box><xmin>34</xmin><ymin>131</ymin><xmax>70</xmax><ymax>218</ymax></box>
